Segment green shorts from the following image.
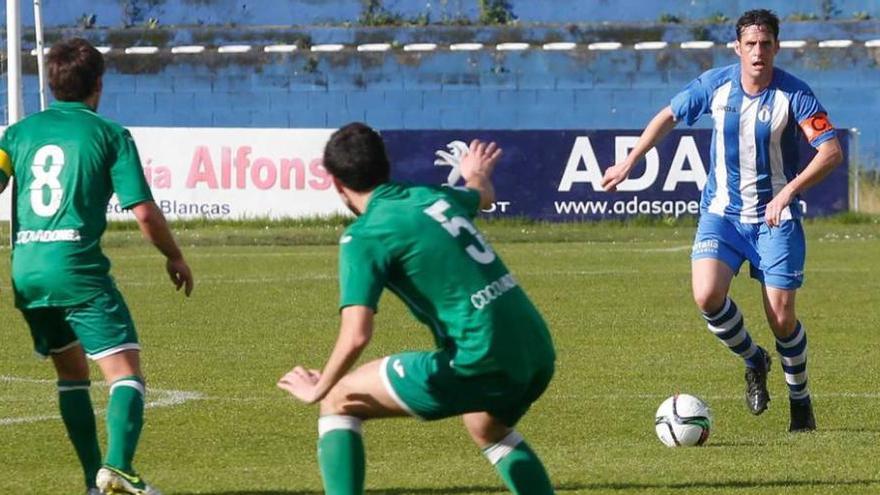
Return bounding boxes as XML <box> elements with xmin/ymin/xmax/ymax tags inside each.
<box><xmin>21</xmin><ymin>288</ymin><xmax>140</xmax><ymax>360</ymax></box>
<box><xmin>380</xmin><ymin>351</ymin><xmax>554</xmax><ymax>426</ymax></box>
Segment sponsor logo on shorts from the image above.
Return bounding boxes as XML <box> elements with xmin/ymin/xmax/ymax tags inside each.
<box><xmin>15</xmin><ymin>229</ymin><xmax>81</xmax><ymax>245</ymax></box>
<box><xmin>692</xmin><ymin>239</ymin><xmax>719</xmax><ymax>255</ymax></box>
<box><xmin>470</xmin><ymin>273</ymin><xmax>518</xmax><ymax>310</ymax></box>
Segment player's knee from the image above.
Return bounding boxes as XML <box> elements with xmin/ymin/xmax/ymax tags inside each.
<box><xmin>463</xmin><ymin>413</ymin><xmax>512</xmax><ymax>447</ymax></box>
<box><xmin>319</xmin><ymin>383</ymin><xmax>358</xmax><ymax>416</ymax></box>
<box><xmin>693</xmin><ymin>289</ymin><xmax>726</xmax><ymax>315</ymax></box>
<box><xmin>50</xmin><ymin>349</ymin><xmax>89</xmax><ymax>381</ymax></box>
<box><xmin>766</xmin><ymin>312</ymin><xmax>797</xmax><ymax>336</ymax></box>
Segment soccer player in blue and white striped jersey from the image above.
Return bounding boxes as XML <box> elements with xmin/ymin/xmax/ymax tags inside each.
<box><xmin>602</xmin><ymin>9</ymin><xmax>843</xmax><ymax>432</ymax></box>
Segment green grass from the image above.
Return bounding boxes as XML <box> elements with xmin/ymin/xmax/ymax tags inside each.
<box><xmin>1</xmin><ymin>219</ymin><xmax>879</xmax><ymax>494</ymax></box>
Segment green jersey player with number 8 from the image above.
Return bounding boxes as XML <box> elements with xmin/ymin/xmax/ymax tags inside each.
<box><xmin>277</xmin><ymin>123</ymin><xmax>556</xmax><ymax>495</ymax></box>
<box><xmin>0</xmin><ymin>38</ymin><xmax>193</xmax><ymax>495</ymax></box>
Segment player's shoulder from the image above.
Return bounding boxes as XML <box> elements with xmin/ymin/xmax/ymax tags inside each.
<box><xmin>771</xmin><ymin>67</ymin><xmax>816</xmax><ymax>95</ymax></box>
<box><xmin>695</xmin><ymin>64</ymin><xmax>739</xmax><ymax>89</ymax></box>
<box><xmin>350</xmin><ymin>182</ymin><xmax>448</xmax><ymax>237</ymax></box>
<box><xmin>338</xmin><ymin>217</ymin><xmax>393</xmax><ymax>257</ymax></box>
<box><xmin>369</xmin><ymin>181</ymin><xmax>450</xmax><ymax>211</ymax></box>
<box><xmin>90</xmin><ymin>111</ymin><xmax>131</xmax><ymax>138</ymax></box>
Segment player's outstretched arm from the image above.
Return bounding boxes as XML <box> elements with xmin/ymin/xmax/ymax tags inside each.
<box><xmin>131</xmin><ymin>201</ymin><xmax>194</xmax><ymax>296</ymax></box>
<box><xmin>460</xmin><ymin>139</ymin><xmax>502</xmax><ymax>209</ymax></box>
<box><xmin>277</xmin><ymin>305</ymin><xmax>374</xmax><ymax>404</ymax></box>
<box><xmin>602</xmin><ymin>106</ymin><xmax>678</xmax><ymax>192</ymax></box>
<box><xmin>764</xmin><ymin>136</ymin><xmax>843</xmax><ymax>227</ymax></box>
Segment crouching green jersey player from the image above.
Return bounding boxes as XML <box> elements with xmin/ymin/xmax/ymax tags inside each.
<box><xmin>0</xmin><ymin>38</ymin><xmax>193</xmax><ymax>495</ymax></box>
<box><xmin>277</xmin><ymin>123</ymin><xmax>556</xmax><ymax>495</ymax></box>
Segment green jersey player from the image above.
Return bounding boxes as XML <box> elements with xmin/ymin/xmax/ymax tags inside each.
<box><xmin>277</xmin><ymin>123</ymin><xmax>556</xmax><ymax>495</ymax></box>
<box><xmin>0</xmin><ymin>38</ymin><xmax>193</xmax><ymax>495</ymax></box>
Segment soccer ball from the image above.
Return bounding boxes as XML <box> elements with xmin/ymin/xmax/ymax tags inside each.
<box><xmin>654</xmin><ymin>393</ymin><xmax>712</xmax><ymax>447</ymax></box>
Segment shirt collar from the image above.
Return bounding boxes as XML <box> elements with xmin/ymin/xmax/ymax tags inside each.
<box><xmin>49</xmin><ymin>101</ymin><xmax>93</xmax><ymax>111</ymax></box>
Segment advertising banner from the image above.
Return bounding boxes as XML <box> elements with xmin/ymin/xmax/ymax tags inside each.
<box><xmin>1</xmin><ymin>127</ymin><xmax>344</xmax><ymax>222</ymax></box>
<box><xmin>385</xmin><ymin>129</ymin><xmax>850</xmax><ymax>220</ymax></box>
<box><xmin>0</xmin><ymin>128</ymin><xmax>849</xmax><ymax>222</ymax></box>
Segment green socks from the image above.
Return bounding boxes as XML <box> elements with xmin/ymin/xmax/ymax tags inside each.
<box><xmin>104</xmin><ymin>376</ymin><xmax>145</xmax><ymax>473</ymax></box>
<box><xmin>483</xmin><ymin>431</ymin><xmax>555</xmax><ymax>495</ymax></box>
<box><xmin>318</xmin><ymin>415</ymin><xmax>365</xmax><ymax>495</ymax></box>
<box><xmin>57</xmin><ymin>380</ymin><xmax>102</xmax><ymax>489</ymax></box>
<box><xmin>315</xmin><ymin>417</ymin><xmax>553</xmax><ymax>495</ymax></box>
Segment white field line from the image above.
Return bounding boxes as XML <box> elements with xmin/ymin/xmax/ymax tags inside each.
<box><xmin>106</xmin><ymin>244</ymin><xmax>693</xmax><ymax>260</ymax></box>
<box><xmin>1</xmin><ymin>265</ymin><xmax>875</xmax><ymax>291</ymax></box>
<box><xmin>0</xmin><ymin>375</ymin><xmax>204</xmax><ymax>426</ymax></box>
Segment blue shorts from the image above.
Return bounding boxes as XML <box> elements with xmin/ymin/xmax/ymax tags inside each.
<box><xmin>691</xmin><ymin>213</ymin><xmax>805</xmax><ymax>290</ymax></box>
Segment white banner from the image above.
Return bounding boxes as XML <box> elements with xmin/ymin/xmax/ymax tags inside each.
<box><xmin>0</xmin><ymin>127</ymin><xmax>348</xmax><ymax>221</ymax></box>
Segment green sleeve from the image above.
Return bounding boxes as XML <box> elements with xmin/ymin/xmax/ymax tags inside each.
<box><xmin>442</xmin><ymin>185</ymin><xmax>481</xmax><ymax>219</ymax></box>
<box><xmin>110</xmin><ymin>128</ymin><xmax>153</xmax><ymax>208</ymax></box>
<box><xmin>338</xmin><ymin>231</ymin><xmax>390</xmax><ymax>311</ymax></box>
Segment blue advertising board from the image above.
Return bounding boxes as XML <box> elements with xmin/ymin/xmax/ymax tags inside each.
<box><xmin>383</xmin><ymin>129</ymin><xmax>849</xmax><ymax>220</ymax></box>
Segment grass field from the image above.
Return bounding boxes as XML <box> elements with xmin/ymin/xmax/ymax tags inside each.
<box><xmin>1</xmin><ymin>218</ymin><xmax>879</xmax><ymax>494</ymax></box>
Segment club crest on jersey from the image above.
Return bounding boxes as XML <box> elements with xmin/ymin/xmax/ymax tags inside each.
<box><xmin>758</xmin><ymin>105</ymin><xmax>772</xmax><ymax>123</ymax></box>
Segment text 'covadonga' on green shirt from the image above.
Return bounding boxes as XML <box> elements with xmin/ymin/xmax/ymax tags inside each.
<box><xmin>338</xmin><ymin>182</ymin><xmax>555</xmax><ymax>382</ymax></box>
<box><xmin>0</xmin><ymin>101</ymin><xmax>153</xmax><ymax>308</ymax></box>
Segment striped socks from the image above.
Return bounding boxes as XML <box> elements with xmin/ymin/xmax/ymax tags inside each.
<box><xmin>776</xmin><ymin>321</ymin><xmax>810</xmax><ymax>404</ymax></box>
<box><xmin>703</xmin><ymin>298</ymin><xmax>765</xmax><ymax>369</ymax></box>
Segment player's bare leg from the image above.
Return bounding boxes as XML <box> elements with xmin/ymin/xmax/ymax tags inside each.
<box><xmin>463</xmin><ymin>412</ymin><xmax>554</xmax><ymax>494</ymax></box>
<box><xmin>51</xmin><ymin>345</ymin><xmax>102</xmax><ymax>493</ymax></box>
<box><xmin>319</xmin><ymin>358</ymin><xmax>409</xmax><ymax>419</ymax></box>
<box><xmin>762</xmin><ymin>286</ymin><xmax>797</xmax><ymax>338</ymax></box>
<box><xmin>315</xmin><ymin>358</ymin><xmax>409</xmax><ymax>495</ymax></box>
<box><xmin>691</xmin><ymin>258</ymin><xmax>734</xmax><ymax>314</ymax></box>
<box><xmin>94</xmin><ymin>350</ymin><xmax>160</xmax><ymax>494</ymax></box>
<box><xmin>763</xmin><ymin>287</ymin><xmax>815</xmax><ymax>432</ymax></box>
<box><xmin>693</xmin><ymin>258</ymin><xmax>771</xmax><ymax>414</ymax></box>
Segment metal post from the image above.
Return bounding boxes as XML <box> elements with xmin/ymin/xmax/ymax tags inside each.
<box><xmin>6</xmin><ymin>0</ymin><xmax>23</xmax><ymax>123</ymax></box>
<box><xmin>851</xmin><ymin>128</ymin><xmax>860</xmax><ymax>213</ymax></box>
<box><xmin>6</xmin><ymin>0</ymin><xmax>22</xmax><ymax>248</ymax></box>
<box><xmin>33</xmin><ymin>0</ymin><xmax>48</xmax><ymax>110</ymax></box>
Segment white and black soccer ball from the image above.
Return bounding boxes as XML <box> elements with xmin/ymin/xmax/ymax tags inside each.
<box><xmin>654</xmin><ymin>393</ymin><xmax>712</xmax><ymax>447</ymax></box>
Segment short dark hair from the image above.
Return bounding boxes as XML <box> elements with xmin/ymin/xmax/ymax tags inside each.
<box><xmin>323</xmin><ymin>122</ymin><xmax>391</xmax><ymax>192</ymax></box>
<box><xmin>47</xmin><ymin>38</ymin><xmax>104</xmax><ymax>101</ymax></box>
<box><xmin>736</xmin><ymin>9</ymin><xmax>780</xmax><ymax>41</ymax></box>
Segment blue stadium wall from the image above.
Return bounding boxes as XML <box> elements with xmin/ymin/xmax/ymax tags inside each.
<box><xmin>3</xmin><ymin>0</ymin><xmax>879</xmax><ymax>168</ymax></box>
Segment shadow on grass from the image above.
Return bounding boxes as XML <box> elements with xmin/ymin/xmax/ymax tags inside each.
<box><xmin>820</xmin><ymin>427</ymin><xmax>880</xmax><ymax>434</ymax></box>
<box><xmin>178</xmin><ymin>477</ymin><xmax>880</xmax><ymax>494</ymax></box>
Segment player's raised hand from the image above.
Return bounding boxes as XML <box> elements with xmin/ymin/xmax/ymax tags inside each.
<box><xmin>277</xmin><ymin>366</ymin><xmax>323</xmax><ymax>404</ymax></box>
<box><xmin>167</xmin><ymin>257</ymin><xmax>194</xmax><ymax>296</ymax></box>
<box><xmin>601</xmin><ymin>162</ymin><xmax>631</xmax><ymax>192</ymax></box>
<box><xmin>459</xmin><ymin>139</ymin><xmax>502</xmax><ymax>182</ymax></box>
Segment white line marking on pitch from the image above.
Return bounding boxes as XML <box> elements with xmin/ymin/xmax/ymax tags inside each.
<box><xmin>0</xmin><ymin>375</ymin><xmax>204</xmax><ymax>426</ymax></box>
